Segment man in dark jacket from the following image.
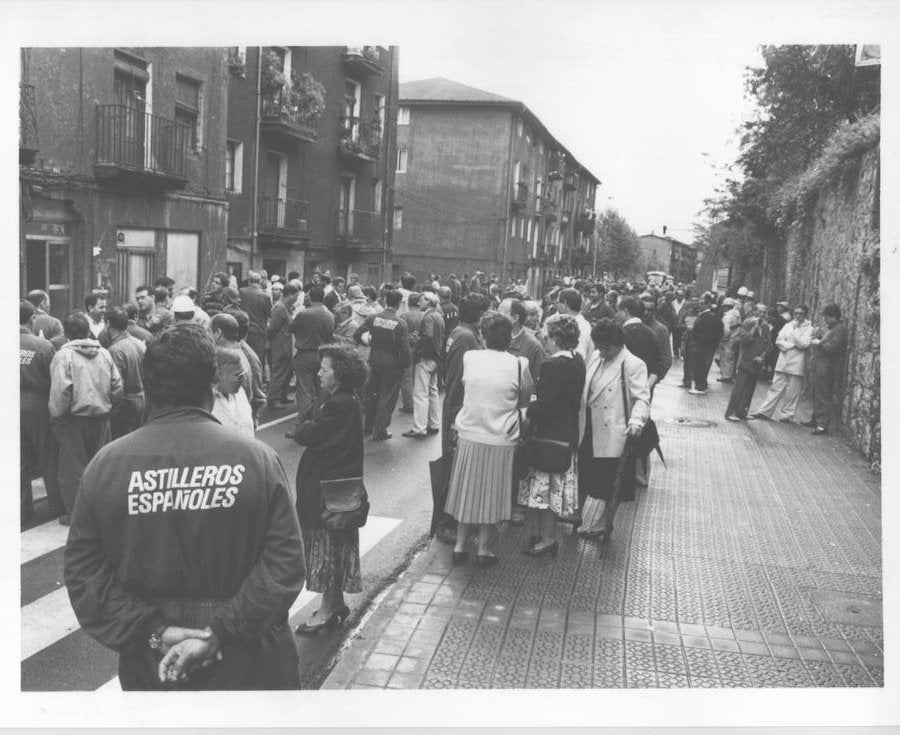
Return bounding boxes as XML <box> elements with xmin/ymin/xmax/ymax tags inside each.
<box><xmin>640</xmin><ymin>294</ymin><xmax>673</xmax><ymax>388</ymax></box>
<box><xmin>442</xmin><ymin>296</ymin><xmax>484</xmax><ymax>457</ymax></box>
<box><xmin>26</xmin><ymin>289</ymin><xmax>64</xmax><ymax>341</ymax></box>
<box><xmin>105</xmin><ymin>307</ymin><xmax>146</xmax><ymax>439</ymax></box>
<box><xmin>201</xmin><ymin>272</ymin><xmax>230</xmax><ymax>318</ymax></box>
<box><xmin>617</xmin><ymin>296</ymin><xmax>665</xmax><ymax>393</ymax></box>
<box><xmin>20</xmin><ymin>300</ymin><xmax>63</xmax><ymax>523</ymax></box>
<box><xmin>725</xmin><ymin>304</ymin><xmax>771</xmax><ymax>420</ymax></box>
<box><xmin>287</xmin><ymin>285</ymin><xmax>334</xmax><ymax>435</ymax></box>
<box><xmin>64</xmin><ymin>323</ymin><xmax>304</xmax><ymax>690</ymax></box>
<box><xmin>266</xmin><ymin>283</ymin><xmax>299</xmax><ymax>408</ymax></box>
<box><xmin>686</xmin><ymin>297</ymin><xmax>725</xmax><ymax>394</ymax></box>
<box><xmin>239</xmin><ymin>271</ymin><xmax>273</xmax><ymax>371</ymax></box>
<box><xmin>354</xmin><ymin>290</ymin><xmax>409</xmax><ymax>441</ymax></box>
<box><xmin>803</xmin><ymin>303</ymin><xmax>849</xmax><ymax>435</ymax></box>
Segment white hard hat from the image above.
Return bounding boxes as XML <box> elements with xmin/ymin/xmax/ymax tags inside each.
<box><xmin>736</xmin><ymin>286</ymin><xmax>749</xmax><ymax>297</ymax></box>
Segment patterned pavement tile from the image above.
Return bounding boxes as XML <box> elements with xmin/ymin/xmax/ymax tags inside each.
<box><xmin>324</xmin><ymin>378</ymin><xmax>882</xmax><ymax>691</ymax></box>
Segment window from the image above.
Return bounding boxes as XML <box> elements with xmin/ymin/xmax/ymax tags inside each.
<box><xmin>225</xmin><ymin>140</ymin><xmax>243</xmax><ymax>193</ymax></box>
<box><xmin>175</xmin><ymin>74</ymin><xmax>202</xmax><ymax>150</ymax></box>
<box><xmin>519</xmin><ymin>216</ymin><xmax>525</xmax><ymax>238</ymax></box>
<box><xmin>397</xmin><ymin>106</ymin><xmax>410</xmax><ymax>125</ymax></box>
<box><xmin>396</xmin><ymin>148</ymin><xmax>408</xmax><ymax>173</ymax></box>
<box><xmin>525</xmin><ymin>128</ymin><xmax>531</xmax><ymax>144</ymax></box>
<box><xmin>516</xmin><ymin>119</ymin><xmax>523</xmax><ymax>137</ymax></box>
<box><xmin>373</xmin><ymin>179</ymin><xmax>383</xmax><ymax>213</ymax></box>
<box><xmin>392</xmin><ymin>207</ymin><xmax>403</xmax><ymax>230</ymax></box>
<box><xmin>115</xmin><ymin>228</ymin><xmax>156</xmax><ymax>301</ymax></box>
<box><xmin>526</xmin><ymin>218</ymin><xmax>532</xmax><ymax>242</ymax></box>
<box><xmin>510</xmin><ymin>217</ymin><xmax>516</xmax><ymax>238</ymax></box>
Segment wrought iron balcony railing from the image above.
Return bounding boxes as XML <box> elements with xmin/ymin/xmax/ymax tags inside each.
<box><xmin>511</xmin><ymin>181</ymin><xmax>528</xmax><ymax>209</ymax></box>
<box><xmin>20</xmin><ymin>83</ymin><xmax>39</xmax><ymax>165</ymax></box>
<box><xmin>574</xmin><ymin>211</ymin><xmax>596</xmax><ymax>234</ymax></box>
<box><xmin>95</xmin><ymin>104</ymin><xmax>188</xmax><ymax>183</ymax></box>
<box><xmin>257</xmin><ymin>197</ymin><xmax>310</xmax><ymax>234</ymax></box>
<box><xmin>335</xmin><ymin>208</ymin><xmax>380</xmax><ymax>245</ymax></box>
<box><xmin>338</xmin><ymin>116</ymin><xmax>381</xmax><ymax>162</ymax></box>
<box><xmin>563</xmin><ymin>172</ymin><xmax>578</xmax><ymax>190</ymax></box>
<box><xmin>342</xmin><ymin>46</ymin><xmax>384</xmax><ymax>76</ymax></box>
<box><xmin>261</xmin><ymin>88</ymin><xmax>319</xmax><ymax>143</ymax></box>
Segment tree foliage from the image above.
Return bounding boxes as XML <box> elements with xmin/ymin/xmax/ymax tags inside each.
<box><xmin>696</xmin><ymin>44</ymin><xmax>880</xmax><ymax>275</ymax></box>
<box><xmin>595</xmin><ymin>209</ymin><xmax>641</xmax><ymax>279</ymax></box>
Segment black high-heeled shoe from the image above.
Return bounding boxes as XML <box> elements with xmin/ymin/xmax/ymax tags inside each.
<box><xmin>476</xmin><ymin>553</ymin><xmax>498</xmax><ymax>568</ymax></box>
<box><xmin>295</xmin><ymin>605</ymin><xmax>350</xmax><ymax>635</ymax></box>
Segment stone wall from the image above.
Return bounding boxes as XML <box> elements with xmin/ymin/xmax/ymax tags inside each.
<box><xmin>782</xmin><ymin>147</ymin><xmax>880</xmax><ymax>465</ymax></box>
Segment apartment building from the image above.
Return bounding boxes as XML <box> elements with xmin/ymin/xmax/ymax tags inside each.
<box><xmin>393</xmin><ymin>77</ymin><xmax>600</xmax><ymax>292</ymax></box>
<box><xmin>637</xmin><ymin>232</ymin><xmax>699</xmax><ymax>285</ymax></box>
<box><xmin>19</xmin><ymin>47</ymin><xmax>229</xmax><ymax>316</ymax></box>
<box><xmin>225</xmin><ymin>46</ymin><xmax>398</xmax><ymax>285</ymax></box>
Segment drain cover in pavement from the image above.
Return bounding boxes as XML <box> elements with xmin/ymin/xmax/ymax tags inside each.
<box><xmin>808</xmin><ymin>589</ymin><xmax>882</xmax><ymax>627</ymax></box>
<box><xmin>662</xmin><ymin>417</ymin><xmax>716</xmax><ymax>428</ymax></box>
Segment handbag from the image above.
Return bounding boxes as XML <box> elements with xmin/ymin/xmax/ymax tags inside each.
<box><xmin>528</xmin><ymin>436</ymin><xmax>572</xmax><ymax>473</ymax></box>
<box><xmin>319</xmin><ymin>477</ymin><xmax>370</xmax><ymax>531</ymax></box>
<box><xmin>620</xmin><ymin>363</ymin><xmax>665</xmax><ymax>464</ymax></box>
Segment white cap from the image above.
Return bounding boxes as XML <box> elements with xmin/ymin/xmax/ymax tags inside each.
<box><xmin>736</xmin><ymin>286</ymin><xmax>749</xmax><ymax>297</ymax></box>
<box><xmin>747</xmin><ymin>291</ymin><xmax>755</xmax><ymax>299</ymax></box>
<box><xmin>171</xmin><ymin>295</ymin><xmax>195</xmax><ymax>315</ymax></box>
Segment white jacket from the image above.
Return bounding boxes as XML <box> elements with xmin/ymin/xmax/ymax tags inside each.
<box><xmin>774</xmin><ymin>319</ymin><xmax>814</xmax><ymax>376</ymax></box>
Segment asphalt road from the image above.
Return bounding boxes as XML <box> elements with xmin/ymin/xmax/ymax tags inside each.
<box><xmin>20</xmin><ymin>402</ymin><xmax>440</xmax><ymax>691</ymax></box>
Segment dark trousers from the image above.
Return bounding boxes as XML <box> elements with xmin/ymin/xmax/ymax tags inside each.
<box><xmin>681</xmin><ymin>338</ymin><xmax>694</xmax><ymax>386</ymax></box>
<box><xmin>366</xmin><ymin>356</ymin><xmax>405</xmax><ymax>435</ymax></box>
<box><xmin>111</xmin><ymin>395</ymin><xmax>145</xmax><ymax>439</ymax></box>
<box><xmin>725</xmin><ymin>367</ymin><xmax>760</xmax><ymax>418</ymax></box>
<box><xmin>293</xmin><ymin>350</ymin><xmax>320</xmax><ymax>425</ymax></box>
<box><xmin>267</xmin><ymin>348</ymin><xmax>293</xmax><ymax>404</ymax></box>
<box><xmin>810</xmin><ymin>368</ymin><xmax>838</xmax><ymax>430</ymax></box>
<box><xmin>20</xmin><ymin>395</ymin><xmax>63</xmax><ymax>518</ymax></box>
<box><xmin>53</xmin><ymin>415</ymin><xmax>110</xmax><ymax>514</ymax></box>
<box><xmin>689</xmin><ymin>343</ymin><xmax>717</xmax><ymax>390</ymax></box>
<box><xmin>672</xmin><ymin>326</ymin><xmax>685</xmax><ymax>358</ymax></box>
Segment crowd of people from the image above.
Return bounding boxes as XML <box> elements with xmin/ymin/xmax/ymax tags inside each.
<box><xmin>19</xmin><ymin>265</ymin><xmax>848</xmax><ymax>689</ymax></box>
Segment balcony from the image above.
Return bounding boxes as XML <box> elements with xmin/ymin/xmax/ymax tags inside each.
<box><xmin>257</xmin><ymin>197</ymin><xmax>310</xmax><ymax>246</ymax></box>
<box><xmin>20</xmin><ymin>83</ymin><xmax>39</xmax><ymax>165</ymax></box>
<box><xmin>342</xmin><ymin>46</ymin><xmax>384</xmax><ymax>77</ymax></box>
<box><xmin>335</xmin><ymin>208</ymin><xmax>382</xmax><ymax>251</ymax></box>
<box><xmin>574</xmin><ymin>211</ymin><xmax>595</xmax><ymax>234</ymax></box>
<box><xmin>94</xmin><ymin>104</ymin><xmax>188</xmax><ymax>188</ymax></box>
<box><xmin>338</xmin><ymin>116</ymin><xmax>381</xmax><ymax>163</ymax></box>
<box><xmin>535</xmin><ymin>194</ymin><xmax>557</xmax><ymax>221</ymax></box>
<box><xmin>547</xmin><ymin>153</ymin><xmax>565</xmax><ymax>181</ymax></box>
<box><xmin>563</xmin><ymin>172</ymin><xmax>577</xmax><ymax>191</ymax></box>
<box><xmin>511</xmin><ymin>182</ymin><xmax>528</xmax><ymax>210</ymax></box>
<box><xmin>261</xmin><ymin>89</ymin><xmax>319</xmax><ymax>145</ymax></box>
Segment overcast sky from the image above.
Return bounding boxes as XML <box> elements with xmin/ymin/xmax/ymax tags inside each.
<box><xmin>398</xmin><ymin>32</ymin><xmax>761</xmax><ymax>241</ymax></box>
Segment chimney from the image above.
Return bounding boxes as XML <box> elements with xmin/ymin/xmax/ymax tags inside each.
<box><xmin>662</xmin><ymin>225</ymin><xmax>667</xmax><ymax>235</ymax></box>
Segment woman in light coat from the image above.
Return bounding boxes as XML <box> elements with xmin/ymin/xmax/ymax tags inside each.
<box><xmin>576</xmin><ymin>318</ymin><xmax>650</xmax><ymax>546</ymax></box>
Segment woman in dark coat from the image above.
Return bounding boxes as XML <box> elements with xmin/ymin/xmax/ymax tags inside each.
<box><xmin>517</xmin><ymin>314</ymin><xmax>585</xmax><ymax>556</ymax></box>
<box><xmin>292</xmin><ymin>342</ymin><xmax>368</xmax><ymax>633</ymax></box>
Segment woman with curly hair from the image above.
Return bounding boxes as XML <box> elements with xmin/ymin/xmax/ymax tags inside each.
<box><xmin>444</xmin><ymin>311</ymin><xmax>534</xmax><ymax>566</ymax></box>
<box><xmin>517</xmin><ymin>314</ymin><xmax>586</xmax><ymax>556</ymax></box>
<box><xmin>292</xmin><ymin>342</ymin><xmax>369</xmax><ymax>633</ymax></box>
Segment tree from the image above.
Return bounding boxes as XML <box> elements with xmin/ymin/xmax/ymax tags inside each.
<box><xmin>595</xmin><ymin>209</ymin><xmax>641</xmax><ymax>279</ymax></box>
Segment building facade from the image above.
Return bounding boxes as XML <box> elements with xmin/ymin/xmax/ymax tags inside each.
<box><xmin>19</xmin><ymin>47</ymin><xmax>230</xmax><ymax>318</ymax></box>
<box><xmin>393</xmin><ymin>78</ymin><xmax>599</xmax><ymax>293</ymax></box>
<box><xmin>637</xmin><ymin>233</ymin><xmax>698</xmax><ymax>285</ymax></box>
<box><xmin>225</xmin><ymin>46</ymin><xmax>398</xmax><ymax>285</ymax></box>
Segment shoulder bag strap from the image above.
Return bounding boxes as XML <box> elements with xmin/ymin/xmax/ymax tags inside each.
<box><xmin>620</xmin><ymin>361</ymin><xmax>631</xmax><ymax>422</ymax></box>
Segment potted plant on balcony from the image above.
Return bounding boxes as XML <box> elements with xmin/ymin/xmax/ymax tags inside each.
<box><xmin>290</xmin><ymin>69</ymin><xmax>326</xmax><ymax>126</ymax></box>
<box><xmin>261</xmin><ymin>49</ymin><xmax>290</xmax><ymax>94</ymax></box>
<box><xmin>363</xmin><ymin>46</ymin><xmax>380</xmax><ymax>62</ymax></box>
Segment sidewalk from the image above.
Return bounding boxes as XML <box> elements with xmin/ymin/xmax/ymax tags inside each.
<box><xmin>324</xmin><ymin>361</ymin><xmax>883</xmax><ymax>689</ymax></box>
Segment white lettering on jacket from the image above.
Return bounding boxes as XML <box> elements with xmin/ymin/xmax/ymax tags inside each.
<box><xmin>373</xmin><ymin>317</ymin><xmax>398</xmax><ymax>330</ymax></box>
<box><xmin>126</xmin><ymin>464</ymin><xmax>244</xmax><ymax>515</ymax></box>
